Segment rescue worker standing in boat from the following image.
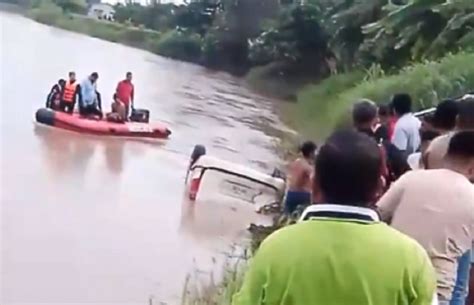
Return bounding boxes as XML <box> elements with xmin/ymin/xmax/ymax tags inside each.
<box><xmin>115</xmin><ymin>72</ymin><xmax>134</xmax><ymax>119</ymax></box>
<box><xmin>60</xmin><ymin>72</ymin><xmax>81</xmax><ymax>114</ymax></box>
<box><xmin>46</xmin><ymin>79</ymin><xmax>66</xmax><ymax>110</ymax></box>
<box><xmin>79</xmin><ymin>72</ymin><xmax>103</xmax><ymax>119</ymax></box>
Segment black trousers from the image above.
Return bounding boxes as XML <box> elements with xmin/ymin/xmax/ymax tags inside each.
<box><xmin>80</xmin><ymin>104</ymin><xmax>103</xmax><ymax>119</ymax></box>
<box><xmin>59</xmin><ymin>100</ymin><xmax>75</xmax><ymax>114</ymax></box>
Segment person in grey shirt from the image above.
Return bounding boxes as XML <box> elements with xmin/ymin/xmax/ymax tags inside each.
<box><xmin>391</xmin><ymin>93</ymin><xmax>422</xmax><ymax>156</ymax></box>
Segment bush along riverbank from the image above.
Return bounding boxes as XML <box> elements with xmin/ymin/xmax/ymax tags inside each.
<box><xmin>20</xmin><ymin>0</ymin><xmax>342</xmax><ymax>81</ymax></box>
<box><xmin>293</xmin><ymin>52</ymin><xmax>474</xmax><ymax>140</ymax></box>
<box><xmin>19</xmin><ymin>0</ymin><xmax>474</xmax><ymax>105</ymax></box>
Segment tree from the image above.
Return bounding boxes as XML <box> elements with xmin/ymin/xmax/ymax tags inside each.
<box><xmin>362</xmin><ymin>0</ymin><xmax>474</xmax><ymax>66</ymax></box>
<box><xmin>174</xmin><ymin>1</ymin><xmax>219</xmax><ymax>35</ymax></box>
<box><xmin>54</xmin><ymin>0</ymin><xmax>86</xmax><ymax>13</ymax></box>
<box><xmin>201</xmin><ymin>0</ymin><xmax>279</xmax><ymax>72</ymax></box>
<box><xmin>249</xmin><ymin>4</ymin><xmax>330</xmax><ymax>67</ymax></box>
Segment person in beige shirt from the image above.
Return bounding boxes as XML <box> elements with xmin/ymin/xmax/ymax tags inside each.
<box><xmin>377</xmin><ymin>131</ymin><xmax>474</xmax><ymax>303</ymax></box>
<box><xmin>425</xmin><ymin>98</ymin><xmax>474</xmax><ymax>169</ymax></box>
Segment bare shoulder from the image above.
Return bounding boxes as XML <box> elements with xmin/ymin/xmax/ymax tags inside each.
<box><xmin>427</xmin><ymin>133</ymin><xmax>451</xmax><ymax>152</ymax></box>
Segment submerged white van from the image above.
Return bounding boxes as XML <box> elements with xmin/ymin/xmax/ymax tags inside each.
<box><xmin>185</xmin><ymin>146</ymin><xmax>286</xmax><ymax>209</ymax></box>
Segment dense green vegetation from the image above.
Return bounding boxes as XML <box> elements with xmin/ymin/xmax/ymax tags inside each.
<box><xmin>103</xmin><ymin>0</ymin><xmax>474</xmax><ymax>100</ymax></box>
<box><xmin>9</xmin><ymin>0</ymin><xmax>474</xmax><ymax>80</ymax></box>
<box><xmin>295</xmin><ymin>52</ymin><xmax>474</xmax><ymax>139</ymax></box>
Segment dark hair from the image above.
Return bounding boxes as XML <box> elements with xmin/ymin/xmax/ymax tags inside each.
<box><xmin>91</xmin><ymin>72</ymin><xmax>99</xmax><ymax>78</ymax></box>
<box><xmin>126</xmin><ymin>72</ymin><xmax>132</xmax><ymax>77</ymax></box>
<box><xmin>58</xmin><ymin>79</ymin><xmax>66</xmax><ymax>85</ymax></box>
<box><xmin>68</xmin><ymin>71</ymin><xmax>75</xmax><ymax>77</ymax></box>
<box><xmin>392</xmin><ymin>93</ymin><xmax>412</xmax><ymax>115</ymax></box>
<box><xmin>378</xmin><ymin>104</ymin><xmax>392</xmax><ymax>117</ymax></box>
<box><xmin>190</xmin><ymin>145</ymin><xmax>206</xmax><ymax>166</ymax></box>
<box><xmin>315</xmin><ymin>130</ymin><xmax>382</xmax><ymax>206</ymax></box>
<box><xmin>300</xmin><ymin>141</ymin><xmax>317</xmax><ymax>158</ymax></box>
<box><xmin>423</xmin><ymin>113</ymin><xmax>435</xmax><ymax>126</ymax></box>
<box><xmin>447</xmin><ymin>131</ymin><xmax>474</xmax><ymax>160</ymax></box>
<box><xmin>420</xmin><ymin>129</ymin><xmax>440</xmax><ymax>142</ymax></box>
<box><xmin>434</xmin><ymin>99</ymin><xmax>458</xmax><ymax>130</ymax></box>
<box><xmin>352</xmin><ymin>100</ymin><xmax>377</xmax><ymax>126</ymax></box>
<box><xmin>457</xmin><ymin>98</ymin><xmax>474</xmax><ymax>129</ymax></box>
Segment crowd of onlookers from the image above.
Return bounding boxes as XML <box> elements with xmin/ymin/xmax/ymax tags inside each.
<box><xmin>233</xmin><ymin>93</ymin><xmax>474</xmax><ymax>305</ymax></box>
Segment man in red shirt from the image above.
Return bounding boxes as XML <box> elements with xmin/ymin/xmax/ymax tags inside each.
<box><xmin>115</xmin><ymin>72</ymin><xmax>134</xmax><ymax>119</ymax></box>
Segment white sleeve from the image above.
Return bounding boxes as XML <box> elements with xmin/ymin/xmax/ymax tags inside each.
<box><xmin>392</xmin><ymin>124</ymin><xmax>408</xmax><ymax>151</ymax></box>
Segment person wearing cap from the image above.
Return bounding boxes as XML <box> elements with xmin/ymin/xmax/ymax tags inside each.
<box><xmin>80</xmin><ymin>72</ymin><xmax>103</xmax><ymax>119</ymax></box>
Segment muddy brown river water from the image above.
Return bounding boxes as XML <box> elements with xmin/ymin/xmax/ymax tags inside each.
<box><xmin>0</xmin><ymin>12</ymin><xmax>287</xmax><ymax>305</ymax></box>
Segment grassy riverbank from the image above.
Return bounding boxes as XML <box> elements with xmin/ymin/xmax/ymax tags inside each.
<box><xmin>26</xmin><ymin>2</ymin><xmax>204</xmax><ymax>64</ymax></box>
<box><xmin>290</xmin><ymin>52</ymin><xmax>474</xmax><ymax>140</ymax></box>
<box><xmin>181</xmin><ymin>260</ymin><xmax>246</xmax><ymax>305</ymax></box>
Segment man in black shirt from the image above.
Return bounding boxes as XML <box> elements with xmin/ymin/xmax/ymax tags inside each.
<box><xmin>46</xmin><ymin>79</ymin><xmax>66</xmax><ymax>110</ymax></box>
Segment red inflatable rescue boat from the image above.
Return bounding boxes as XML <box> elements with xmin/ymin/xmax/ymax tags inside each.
<box><xmin>35</xmin><ymin>108</ymin><xmax>171</xmax><ymax>139</ymax></box>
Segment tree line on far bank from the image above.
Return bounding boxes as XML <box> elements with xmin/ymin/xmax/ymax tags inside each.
<box><xmin>7</xmin><ymin>0</ymin><xmax>474</xmax><ymax>79</ymax></box>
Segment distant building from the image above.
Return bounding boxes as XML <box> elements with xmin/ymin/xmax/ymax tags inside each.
<box><xmin>88</xmin><ymin>3</ymin><xmax>115</xmax><ymax>21</ymax></box>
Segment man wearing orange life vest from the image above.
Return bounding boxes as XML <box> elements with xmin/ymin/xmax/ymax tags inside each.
<box><xmin>60</xmin><ymin>71</ymin><xmax>81</xmax><ymax>114</ymax></box>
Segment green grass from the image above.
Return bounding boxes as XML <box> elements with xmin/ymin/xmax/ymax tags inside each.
<box><xmin>290</xmin><ymin>70</ymin><xmax>365</xmax><ymax>139</ymax></box>
<box><xmin>181</xmin><ymin>258</ymin><xmax>247</xmax><ymax>305</ymax></box>
<box><xmin>27</xmin><ymin>3</ymin><xmax>205</xmax><ymax>64</ymax></box>
<box><xmin>28</xmin><ymin>4</ymin><xmax>162</xmax><ymax>47</ymax></box>
<box><xmin>153</xmin><ymin>30</ymin><xmax>202</xmax><ymax>63</ymax></box>
<box><xmin>294</xmin><ymin>52</ymin><xmax>474</xmax><ymax>140</ymax></box>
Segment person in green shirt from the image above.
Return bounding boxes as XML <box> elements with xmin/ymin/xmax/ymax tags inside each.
<box><xmin>233</xmin><ymin>130</ymin><xmax>437</xmax><ymax>305</ymax></box>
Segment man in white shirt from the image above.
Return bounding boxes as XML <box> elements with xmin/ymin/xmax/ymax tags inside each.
<box><xmin>391</xmin><ymin>93</ymin><xmax>422</xmax><ymax>156</ymax></box>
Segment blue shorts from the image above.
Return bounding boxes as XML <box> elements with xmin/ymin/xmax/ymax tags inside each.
<box><xmin>285</xmin><ymin>191</ymin><xmax>311</xmax><ymax>214</ymax></box>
